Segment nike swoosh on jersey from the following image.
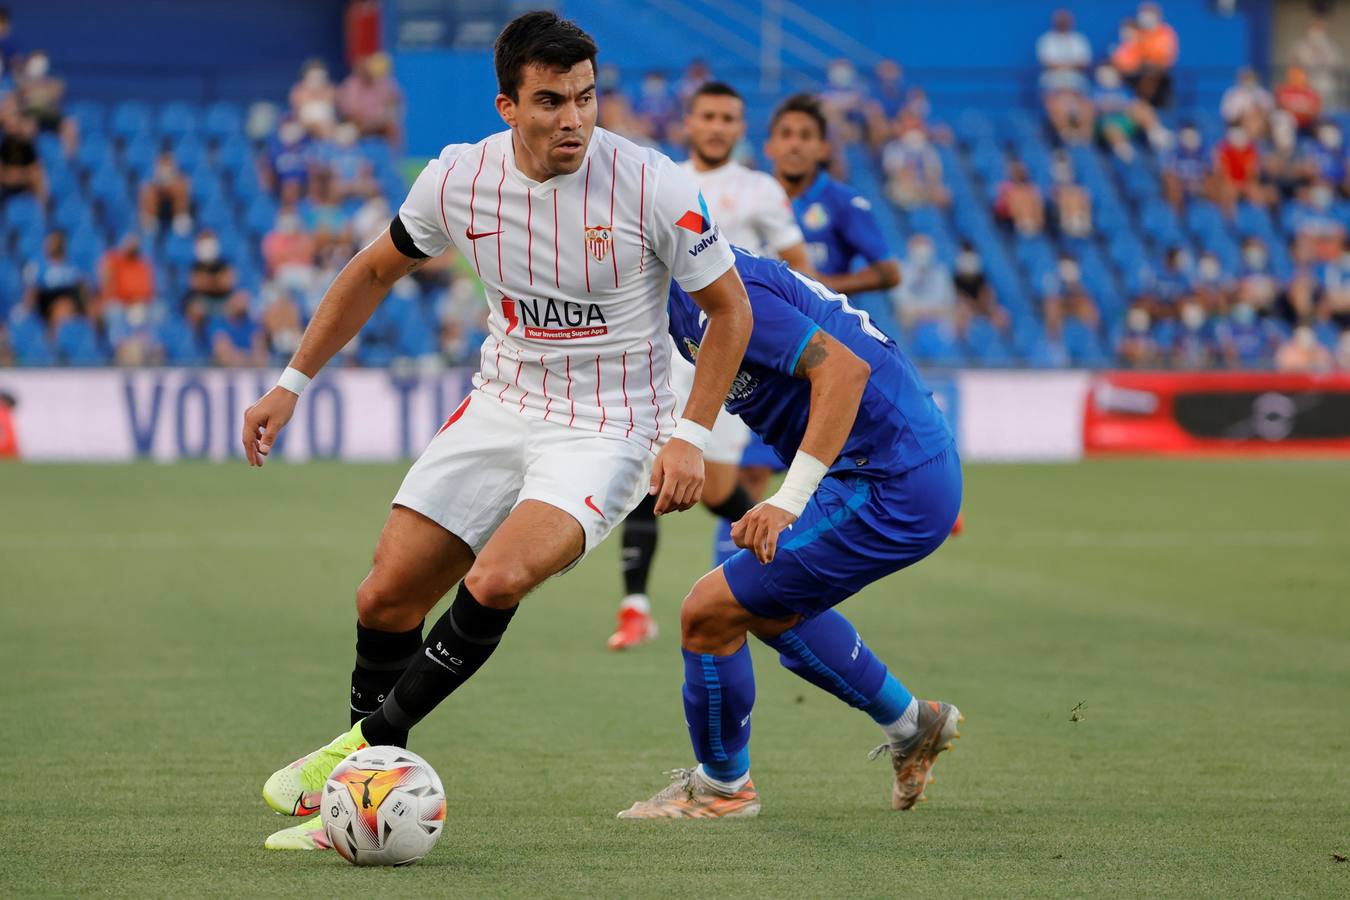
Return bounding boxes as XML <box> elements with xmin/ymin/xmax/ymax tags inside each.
<box><xmin>584</xmin><ymin>495</ymin><xmax>606</xmax><ymax>519</ymax></box>
<box><xmin>466</xmin><ymin>228</ymin><xmax>504</xmax><ymax>240</ymax></box>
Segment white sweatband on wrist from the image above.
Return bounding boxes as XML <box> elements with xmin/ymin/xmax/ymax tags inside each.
<box><xmin>276</xmin><ymin>367</ymin><xmax>312</xmax><ymax>397</ymax></box>
<box><xmin>671</xmin><ymin>418</ymin><xmax>712</xmax><ymax>452</ymax></box>
<box><xmin>763</xmin><ymin>452</ymin><xmax>829</xmax><ymax>517</ymax></box>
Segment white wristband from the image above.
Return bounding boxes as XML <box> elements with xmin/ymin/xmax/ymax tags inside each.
<box><xmin>763</xmin><ymin>452</ymin><xmax>829</xmax><ymax>518</ymax></box>
<box><xmin>671</xmin><ymin>418</ymin><xmax>711</xmax><ymax>452</ymax></box>
<box><xmin>276</xmin><ymin>367</ymin><xmax>312</xmax><ymax>397</ymax></box>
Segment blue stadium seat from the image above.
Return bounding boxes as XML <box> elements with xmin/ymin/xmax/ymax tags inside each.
<box><xmin>67</xmin><ymin>100</ymin><xmax>107</xmax><ymax>136</ymax></box>
<box><xmin>0</xmin><ymin>259</ymin><xmax>22</xmax><ymax>317</ymax></box>
<box><xmin>157</xmin><ymin>314</ymin><xmax>208</xmax><ymax>364</ymax></box>
<box><xmin>909</xmin><ymin>320</ymin><xmax>964</xmax><ymax>366</ymax></box>
<box><xmin>157</xmin><ymin>102</ymin><xmax>200</xmax><ymax>140</ymax></box>
<box><xmin>110</xmin><ymin>101</ymin><xmax>154</xmax><ymax>142</ymax></box>
<box><xmin>1062</xmin><ymin>319</ymin><xmax>1109</xmax><ymax>366</ymax></box>
<box><xmin>54</xmin><ymin>316</ymin><xmax>107</xmax><ymax>366</ymax></box>
<box><xmin>963</xmin><ymin>315</ymin><xmax>1013</xmax><ymax>366</ymax></box>
<box><xmin>53</xmin><ymin>195</ymin><xmax>93</xmax><ymax>234</ymax></box>
<box><xmin>1</xmin><ymin>194</ymin><xmax>45</xmax><ymax>234</ymax></box>
<box><xmin>67</xmin><ymin>230</ymin><xmax>105</xmax><ymax>277</ymax></box>
<box><xmin>121</xmin><ymin>136</ymin><xmax>159</xmax><ymax>182</ymax></box>
<box><xmin>74</xmin><ymin>133</ymin><xmax>114</xmax><ymax>174</ymax></box>
<box><xmin>203</xmin><ymin>102</ymin><xmax>244</xmax><ymax>143</ymax></box>
<box><xmin>9</xmin><ymin>315</ymin><xmax>57</xmax><ymax>366</ymax></box>
<box><xmin>173</xmin><ymin>134</ymin><xmax>206</xmax><ymax>172</ymax></box>
<box><xmin>1233</xmin><ymin>202</ymin><xmax>1276</xmax><ymax>242</ymax></box>
<box><xmin>243</xmin><ymin>195</ymin><xmax>278</xmax><ymax>238</ymax></box>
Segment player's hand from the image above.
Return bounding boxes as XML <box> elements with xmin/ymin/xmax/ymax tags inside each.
<box><xmin>241</xmin><ymin>387</ymin><xmax>298</xmax><ymax>467</ymax></box>
<box><xmin>731</xmin><ymin>503</ymin><xmax>798</xmax><ymax>565</ymax></box>
<box><xmin>650</xmin><ymin>438</ymin><xmax>705</xmax><ymax>515</ymax></box>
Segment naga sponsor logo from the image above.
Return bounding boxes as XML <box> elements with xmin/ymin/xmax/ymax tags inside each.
<box><xmin>687</xmin><ymin>223</ymin><xmax>721</xmax><ymax>257</ymax></box>
<box><xmin>502</xmin><ymin>295</ymin><xmax>608</xmax><ymax>340</ymax></box>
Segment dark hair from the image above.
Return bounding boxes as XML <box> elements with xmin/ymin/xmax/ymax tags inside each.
<box><xmin>688</xmin><ymin>81</ymin><xmax>742</xmax><ymax>111</ymax></box>
<box><xmin>769</xmin><ymin>93</ymin><xmax>827</xmax><ymax>139</ymax></box>
<box><xmin>494</xmin><ymin>11</ymin><xmax>597</xmax><ymax>102</ymax></box>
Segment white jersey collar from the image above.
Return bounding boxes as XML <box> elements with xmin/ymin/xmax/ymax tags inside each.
<box><xmin>504</xmin><ymin>128</ymin><xmax>600</xmax><ymax>196</ymax></box>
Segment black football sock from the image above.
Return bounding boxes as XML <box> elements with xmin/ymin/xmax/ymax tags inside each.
<box><xmin>361</xmin><ymin>583</ymin><xmax>516</xmax><ymax>747</ymax></box>
<box><xmin>350</xmin><ymin>620</ymin><xmax>424</xmax><ymax>749</ymax></box>
<box><xmin>706</xmin><ymin>484</ymin><xmax>755</xmax><ymax>522</ymax></box>
<box><xmin>620</xmin><ymin>493</ymin><xmax>659</xmax><ymax>597</ymax></box>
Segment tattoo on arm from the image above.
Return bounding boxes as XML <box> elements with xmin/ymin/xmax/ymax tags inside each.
<box><xmin>400</xmin><ymin>256</ymin><xmax>432</xmax><ymax>278</ymax></box>
<box><xmin>793</xmin><ymin>331</ymin><xmax>829</xmax><ymax>378</ymax></box>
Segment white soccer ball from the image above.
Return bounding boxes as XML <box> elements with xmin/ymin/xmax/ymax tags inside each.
<box><xmin>320</xmin><ymin>745</ymin><xmax>445</xmax><ymax>866</ymax></box>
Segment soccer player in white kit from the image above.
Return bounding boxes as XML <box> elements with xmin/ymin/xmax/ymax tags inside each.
<box><xmin>609</xmin><ymin>82</ymin><xmax>811</xmax><ymax>650</ymax></box>
<box><xmin>242</xmin><ymin>12</ymin><xmax>752</xmax><ymax>850</ymax></box>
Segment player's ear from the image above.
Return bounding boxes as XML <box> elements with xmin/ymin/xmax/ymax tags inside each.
<box><xmin>496</xmin><ymin>94</ymin><xmax>517</xmax><ymax>129</ymax></box>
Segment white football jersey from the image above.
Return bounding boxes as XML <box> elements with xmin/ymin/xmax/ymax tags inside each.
<box><xmin>679</xmin><ymin>159</ymin><xmax>803</xmax><ymax>256</ymax></box>
<box><xmin>399</xmin><ymin>127</ymin><xmax>735</xmax><ymax>449</ymax></box>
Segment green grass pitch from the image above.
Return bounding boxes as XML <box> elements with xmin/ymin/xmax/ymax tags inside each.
<box><xmin>2</xmin><ymin>459</ymin><xmax>1348</xmax><ymax>897</ymax></box>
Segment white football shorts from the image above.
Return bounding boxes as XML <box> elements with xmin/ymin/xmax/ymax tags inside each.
<box><xmin>667</xmin><ymin>350</ymin><xmax>752</xmax><ymax>466</ymax></box>
<box><xmin>392</xmin><ymin>392</ymin><xmax>654</xmax><ymax>570</ymax></box>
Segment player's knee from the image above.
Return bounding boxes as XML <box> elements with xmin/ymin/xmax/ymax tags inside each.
<box><xmin>679</xmin><ymin>580</ymin><xmax>736</xmax><ymax>652</ymax></box>
<box><xmin>355</xmin><ymin>576</ymin><xmax>420</xmax><ymax>631</ymax></box>
<box><xmin>463</xmin><ymin>564</ymin><xmax>532</xmax><ymax>609</ymax></box>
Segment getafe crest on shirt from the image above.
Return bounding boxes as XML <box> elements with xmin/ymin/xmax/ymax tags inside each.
<box><xmin>585</xmin><ymin>225</ymin><xmax>612</xmax><ymax>262</ymax></box>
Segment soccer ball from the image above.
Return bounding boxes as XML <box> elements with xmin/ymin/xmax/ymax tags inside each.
<box><xmin>320</xmin><ymin>746</ymin><xmax>446</xmax><ymax>866</ymax></box>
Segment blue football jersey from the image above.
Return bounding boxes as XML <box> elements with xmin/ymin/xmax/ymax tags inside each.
<box><xmin>668</xmin><ymin>248</ymin><xmax>952</xmax><ymax>477</ymax></box>
<box><xmin>792</xmin><ymin>173</ymin><xmax>890</xmax><ymax>275</ymax></box>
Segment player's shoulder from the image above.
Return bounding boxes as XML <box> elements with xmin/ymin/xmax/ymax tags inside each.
<box><xmin>432</xmin><ymin>131</ymin><xmax>510</xmax><ymax>171</ymax></box>
<box><xmin>591</xmin><ymin>127</ymin><xmax>671</xmax><ymax>170</ymax></box>
<box><xmin>821</xmin><ymin>175</ymin><xmax>873</xmax><ymax>212</ymax></box>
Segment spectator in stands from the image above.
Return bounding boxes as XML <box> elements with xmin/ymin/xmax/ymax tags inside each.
<box><xmin>324</xmin><ymin>121</ymin><xmax>377</xmax><ymax>199</ymax></box>
<box><xmin>881</xmin><ymin>117</ymin><xmax>948</xmax><ymax>210</ymax></box>
<box><xmin>107</xmin><ymin>298</ymin><xmax>159</xmax><ymax>366</ymax></box>
<box><xmin>820</xmin><ymin>59</ymin><xmax>868</xmax><ymax>143</ymax></box>
<box><xmin>338</xmin><ymin>51</ymin><xmax>403</xmax><ymax>146</ymax></box>
<box><xmin>597</xmin><ymin>88</ymin><xmax>650</xmax><ymax>145</ymax></box>
<box><xmin>264</xmin><ymin>120</ymin><xmax>312</xmax><ymax>195</ymax></box>
<box><xmin>1289</xmin><ymin>179</ymin><xmax>1345</xmax><ymax>262</ymax></box>
<box><xmin>208</xmin><ymin>289</ymin><xmax>265</xmax><ymax>366</ymax></box>
<box><xmin>290</xmin><ymin>59</ymin><xmax>338</xmax><ymax>139</ymax></box>
<box><xmin>1040</xmin><ymin>253</ymin><xmax>1099</xmax><ymax>338</ymax></box>
<box><xmin>306</xmin><ymin>168</ymin><xmax>352</xmax><ymax>255</ymax></box>
<box><xmin>1262</xmin><ymin>111</ymin><xmax>1315</xmax><ymax>201</ymax></box>
<box><xmin>674</xmin><ymin>59</ymin><xmax>712</xmax><ymax>110</ymax></box>
<box><xmin>1093</xmin><ymin>64</ymin><xmax>1159</xmax><ymax>162</ymax></box>
<box><xmin>1110</xmin><ymin>19</ymin><xmax>1143</xmax><ymax>87</ymax></box>
<box><xmin>23</xmin><ymin>230</ymin><xmax>86</xmax><ymax>321</ymax></box>
<box><xmin>138</xmin><ymin>150</ymin><xmax>191</xmax><ymax>234</ymax></box>
<box><xmin>953</xmin><ymin>242</ymin><xmax>1008</xmax><ymax>331</ymax></box>
<box><xmin>1151</xmin><ymin>245</ymin><xmax>1195</xmax><ymax>315</ymax></box>
<box><xmin>1236</xmin><ymin>237</ymin><xmax>1280</xmax><ymax>315</ymax></box>
<box><xmin>1037</xmin><ymin>9</ymin><xmax>1094</xmax><ymax>145</ymax></box>
<box><xmin>0</xmin><ymin>8</ymin><xmax>14</xmax><ymax>74</ymax></box>
<box><xmin>1220</xmin><ymin>68</ymin><xmax>1273</xmax><ymax>141</ymax></box>
<box><xmin>1159</xmin><ymin>126</ymin><xmax>1203</xmax><ymax>211</ymax></box>
<box><xmin>1210</xmin><ymin>125</ymin><xmax>1269</xmax><ymax>216</ymax></box>
<box><xmin>262</xmin><ymin>209</ymin><xmax>317</xmax><ymax>287</ymax></box>
<box><xmin>1318</xmin><ymin>247</ymin><xmax>1350</xmax><ymax>330</ymax></box>
<box><xmin>895</xmin><ymin>233</ymin><xmax>956</xmax><ymax>330</ymax></box>
<box><xmin>1275</xmin><ymin>324</ymin><xmax>1333</xmax><ymax>371</ymax></box>
<box><xmin>0</xmin><ymin>102</ymin><xmax>44</xmax><ymax>202</ymax></box>
<box><xmin>15</xmin><ymin>50</ymin><xmax>64</xmax><ymax>133</ymax></box>
<box><xmin>185</xmin><ymin>229</ymin><xmax>236</xmax><ymax>312</ymax></box>
<box><xmin>865</xmin><ymin>59</ymin><xmax>906</xmax><ymax>147</ymax></box>
<box><xmin>1193</xmin><ymin>250</ymin><xmax>1235</xmax><ymax>314</ymax></box>
<box><xmin>259</xmin><ymin>286</ymin><xmax>303</xmax><ymax>362</ymax></box>
<box><xmin>1048</xmin><ymin>152</ymin><xmax>1092</xmax><ymax>239</ymax></box>
<box><xmin>1117</xmin><ymin>305</ymin><xmax>1162</xmax><ymax>367</ymax></box>
<box><xmin>98</xmin><ymin>232</ymin><xmax>155</xmax><ymax>308</ymax></box>
<box><xmin>159</xmin><ymin>296</ymin><xmax>211</xmax><ymax>365</ymax></box>
<box><xmin>632</xmin><ymin>71</ymin><xmax>678</xmax><ymax>145</ymax></box>
<box><xmin>1275</xmin><ymin>66</ymin><xmax>1322</xmax><ymax>134</ymax></box>
<box><xmin>1308</xmin><ymin>122</ymin><xmax>1347</xmax><ymax>194</ymax></box>
<box><xmin>1171</xmin><ymin>298</ymin><xmax>1215</xmax><ymax>369</ymax></box>
<box><xmin>46</xmin><ymin>293</ymin><xmax>104</xmax><ymax>365</ymax></box>
<box><xmin>1292</xmin><ymin>15</ymin><xmax>1342</xmax><ymax>111</ymax></box>
<box><xmin>1133</xmin><ymin>4</ymin><xmax>1179</xmax><ymax>106</ymax></box>
<box><xmin>994</xmin><ymin>161</ymin><xmax>1045</xmax><ymax>236</ymax></box>
<box><xmin>1214</xmin><ymin>300</ymin><xmax>1279</xmax><ymax>367</ymax></box>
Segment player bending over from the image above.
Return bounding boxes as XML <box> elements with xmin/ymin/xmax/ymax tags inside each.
<box><xmin>242</xmin><ymin>12</ymin><xmax>751</xmax><ymax>850</ymax></box>
<box><xmin>619</xmin><ymin>247</ymin><xmax>961</xmax><ymax>819</ymax></box>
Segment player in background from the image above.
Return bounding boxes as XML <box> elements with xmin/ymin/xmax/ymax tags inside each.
<box><xmin>609</xmin><ymin>81</ymin><xmax>813</xmax><ymax>650</ymax></box>
<box><xmin>244</xmin><ymin>12</ymin><xmax>752</xmax><ymax>850</ymax></box>
<box><xmin>620</xmin><ymin>247</ymin><xmax>961</xmax><ymax>819</ymax></box>
<box><xmin>696</xmin><ymin>91</ymin><xmax>906</xmax><ymax>567</ymax></box>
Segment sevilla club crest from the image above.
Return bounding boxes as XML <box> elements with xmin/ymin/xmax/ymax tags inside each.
<box><xmin>585</xmin><ymin>225</ymin><xmax>612</xmax><ymax>263</ymax></box>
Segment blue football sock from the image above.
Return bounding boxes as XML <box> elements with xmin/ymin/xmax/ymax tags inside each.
<box><xmin>682</xmin><ymin>643</ymin><xmax>754</xmax><ymax>781</ymax></box>
<box><xmin>711</xmin><ymin>519</ymin><xmax>738</xmax><ymax>566</ymax></box>
<box><xmin>760</xmin><ymin>609</ymin><xmax>914</xmax><ymax>725</ymax></box>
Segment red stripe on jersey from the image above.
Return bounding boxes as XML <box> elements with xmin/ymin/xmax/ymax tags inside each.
<box><xmin>493</xmin><ymin>339</ymin><xmax>502</xmax><ymax>383</ymax></box>
<box><xmin>552</xmin><ymin>193</ymin><xmax>560</xmax><ymax>289</ymax></box>
<box><xmin>647</xmin><ymin>339</ymin><xmax>660</xmax><ymax>450</ymax></box>
<box><xmin>638</xmin><ymin>163</ymin><xmax>646</xmax><ymax>274</ymax></box>
<box><xmin>437</xmin><ymin>157</ymin><xmax>457</xmax><ymax>242</ymax></box>
<box><xmin>495</xmin><ymin>155</ymin><xmax>506</xmax><ymax>280</ymax></box>
<box><xmin>526</xmin><ymin>190</ymin><xmax>534</xmax><ymax>286</ymax></box>
<box><xmin>582</xmin><ymin>158</ymin><xmax>592</xmax><ymax>293</ymax></box>
<box><xmin>468</xmin><ymin>144</ymin><xmax>487</xmax><ymax>276</ymax></box>
<box><xmin>515</xmin><ymin>357</ymin><xmax>527</xmax><ymax>411</ymax></box>
<box><xmin>622</xmin><ymin>350</ymin><xmax>633</xmax><ymax>437</ymax></box>
<box><xmin>540</xmin><ymin>354</ymin><xmax>551</xmax><ymax>420</ymax></box>
<box><xmin>595</xmin><ymin>354</ymin><xmax>605</xmax><ymax>433</ymax></box>
<box><xmin>436</xmin><ymin>395</ymin><xmax>471</xmax><ymax>435</ymax></box>
<box><xmin>609</xmin><ymin>147</ymin><xmax>620</xmax><ymax>288</ymax></box>
<box><xmin>565</xmin><ymin>355</ymin><xmax>575</xmax><ymax>426</ymax></box>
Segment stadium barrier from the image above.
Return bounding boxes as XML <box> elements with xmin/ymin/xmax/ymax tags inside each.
<box><xmin>3</xmin><ymin>368</ymin><xmax>1347</xmax><ymax>463</ymax></box>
